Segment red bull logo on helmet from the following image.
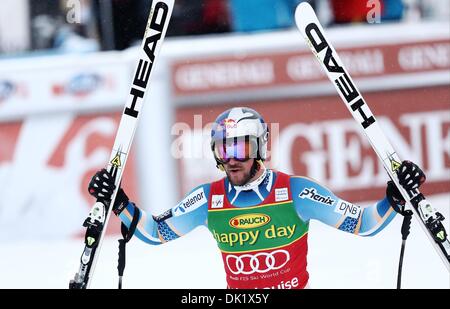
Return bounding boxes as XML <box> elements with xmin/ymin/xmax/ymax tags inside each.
<box><xmin>229</xmin><ymin>214</ymin><xmax>271</xmax><ymax>229</ymax></box>
<box><xmin>222</xmin><ymin>118</ymin><xmax>237</xmax><ymax>130</ymax></box>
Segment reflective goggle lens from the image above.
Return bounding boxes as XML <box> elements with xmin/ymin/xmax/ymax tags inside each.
<box><xmin>214</xmin><ymin>138</ymin><xmax>256</xmax><ymax>163</ymax></box>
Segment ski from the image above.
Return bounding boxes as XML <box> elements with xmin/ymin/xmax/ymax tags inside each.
<box><xmin>294</xmin><ymin>2</ymin><xmax>450</xmax><ymax>271</ymax></box>
<box><xmin>69</xmin><ymin>0</ymin><xmax>174</xmax><ymax>289</ymax></box>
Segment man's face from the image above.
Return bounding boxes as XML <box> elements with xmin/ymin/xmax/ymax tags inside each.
<box><xmin>223</xmin><ymin>158</ymin><xmax>255</xmax><ymax>186</ymax></box>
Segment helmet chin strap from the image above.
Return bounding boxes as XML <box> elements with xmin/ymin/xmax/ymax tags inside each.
<box><xmin>233</xmin><ymin>160</ymin><xmax>267</xmax><ymax>191</ymax></box>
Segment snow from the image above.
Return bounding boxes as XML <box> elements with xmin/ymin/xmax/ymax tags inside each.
<box><xmin>0</xmin><ymin>194</ymin><xmax>448</xmax><ymax>289</ymax></box>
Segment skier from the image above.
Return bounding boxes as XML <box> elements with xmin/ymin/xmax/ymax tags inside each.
<box><xmin>88</xmin><ymin>107</ymin><xmax>426</xmax><ymax>289</ymax></box>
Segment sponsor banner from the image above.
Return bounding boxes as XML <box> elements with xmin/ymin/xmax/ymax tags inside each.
<box><xmin>171</xmin><ymin>39</ymin><xmax>450</xmax><ymax>96</ymax></box>
<box><xmin>0</xmin><ymin>53</ymin><xmax>130</xmax><ymax>117</ymax></box>
<box><xmin>0</xmin><ymin>113</ymin><xmax>138</xmax><ymax>241</ymax></box>
<box><xmin>175</xmin><ymin>85</ymin><xmax>450</xmax><ymax>203</ymax></box>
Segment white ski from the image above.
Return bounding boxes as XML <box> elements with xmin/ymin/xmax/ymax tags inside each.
<box><xmin>69</xmin><ymin>0</ymin><xmax>174</xmax><ymax>289</ymax></box>
<box><xmin>294</xmin><ymin>2</ymin><xmax>450</xmax><ymax>271</ymax></box>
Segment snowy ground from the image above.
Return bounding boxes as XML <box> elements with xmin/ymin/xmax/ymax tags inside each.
<box><xmin>1</xmin><ymin>194</ymin><xmax>449</xmax><ymax>289</ymax></box>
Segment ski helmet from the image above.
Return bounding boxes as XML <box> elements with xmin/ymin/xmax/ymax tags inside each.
<box><xmin>210</xmin><ymin>107</ymin><xmax>269</xmax><ymax>169</ymax></box>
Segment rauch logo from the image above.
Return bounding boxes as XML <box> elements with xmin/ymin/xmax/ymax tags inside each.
<box><xmin>229</xmin><ymin>214</ymin><xmax>271</xmax><ymax>229</ymax></box>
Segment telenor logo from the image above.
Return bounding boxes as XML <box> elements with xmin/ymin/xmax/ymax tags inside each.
<box><xmin>229</xmin><ymin>214</ymin><xmax>271</xmax><ymax>229</ymax></box>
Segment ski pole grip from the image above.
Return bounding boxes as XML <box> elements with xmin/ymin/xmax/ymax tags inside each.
<box><xmin>401</xmin><ymin>210</ymin><xmax>413</xmax><ymax>240</ymax></box>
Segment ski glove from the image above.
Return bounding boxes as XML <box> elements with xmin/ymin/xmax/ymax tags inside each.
<box><xmin>88</xmin><ymin>168</ymin><xmax>129</xmax><ymax>216</ymax></box>
<box><xmin>386</xmin><ymin>160</ymin><xmax>426</xmax><ymax>213</ymax></box>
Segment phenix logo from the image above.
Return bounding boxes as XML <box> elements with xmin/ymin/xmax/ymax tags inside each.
<box><xmin>173</xmin><ymin>188</ymin><xmax>206</xmax><ymax>216</ymax></box>
<box><xmin>299</xmin><ymin>188</ymin><xmax>335</xmax><ymax>206</ymax></box>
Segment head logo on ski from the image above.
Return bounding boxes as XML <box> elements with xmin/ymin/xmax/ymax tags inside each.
<box><xmin>304</xmin><ymin>22</ymin><xmax>375</xmax><ymax>130</ymax></box>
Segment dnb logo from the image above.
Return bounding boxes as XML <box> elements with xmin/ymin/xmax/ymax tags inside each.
<box><xmin>52</xmin><ymin>73</ymin><xmax>113</xmax><ymax>97</ymax></box>
<box><xmin>0</xmin><ymin>81</ymin><xmax>14</xmax><ymax>102</ymax></box>
<box><xmin>225</xmin><ymin>249</ymin><xmax>290</xmax><ymax>275</ymax></box>
<box><xmin>229</xmin><ymin>213</ymin><xmax>271</xmax><ymax>229</ymax></box>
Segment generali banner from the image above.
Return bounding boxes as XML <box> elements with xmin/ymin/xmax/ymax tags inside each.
<box><xmin>171</xmin><ymin>39</ymin><xmax>449</xmax><ymax>96</ymax></box>
<box><xmin>174</xmin><ymin>85</ymin><xmax>450</xmax><ymax>203</ymax></box>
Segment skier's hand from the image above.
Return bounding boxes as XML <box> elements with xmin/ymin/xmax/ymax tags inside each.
<box><xmin>386</xmin><ymin>181</ymin><xmax>405</xmax><ymax>213</ymax></box>
<box><xmin>88</xmin><ymin>168</ymin><xmax>129</xmax><ymax>215</ymax></box>
<box><xmin>386</xmin><ymin>160</ymin><xmax>426</xmax><ymax>213</ymax></box>
<box><xmin>397</xmin><ymin>160</ymin><xmax>426</xmax><ymax>191</ymax></box>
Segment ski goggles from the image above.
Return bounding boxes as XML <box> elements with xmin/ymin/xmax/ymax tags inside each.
<box><xmin>213</xmin><ymin>137</ymin><xmax>258</xmax><ymax>164</ymax></box>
